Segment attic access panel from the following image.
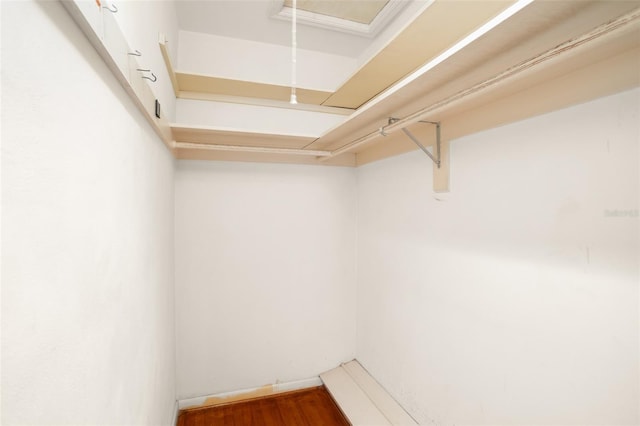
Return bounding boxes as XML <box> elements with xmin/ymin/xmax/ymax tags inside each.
<box><xmin>282</xmin><ymin>0</ymin><xmax>389</xmax><ymax>24</ymax></box>
<box><xmin>274</xmin><ymin>0</ymin><xmax>409</xmax><ymax>37</ymax></box>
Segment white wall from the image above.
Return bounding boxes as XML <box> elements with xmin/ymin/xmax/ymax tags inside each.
<box><xmin>356</xmin><ymin>89</ymin><xmax>640</xmax><ymax>425</ymax></box>
<box><xmin>178</xmin><ymin>30</ymin><xmax>356</xmax><ymax>92</ymax></box>
<box><xmin>174</xmin><ymin>161</ymin><xmax>357</xmax><ymax>399</ymax></box>
<box><xmin>1</xmin><ymin>1</ymin><xmax>176</xmax><ymax>424</ymax></box>
<box><xmin>175</xmin><ymin>99</ymin><xmax>346</xmax><ymax>137</ymax></box>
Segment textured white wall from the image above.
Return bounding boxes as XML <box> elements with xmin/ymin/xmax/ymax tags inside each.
<box><xmin>1</xmin><ymin>1</ymin><xmax>176</xmax><ymax>424</ymax></box>
<box><xmin>174</xmin><ymin>161</ymin><xmax>357</xmax><ymax>399</ymax></box>
<box><xmin>356</xmin><ymin>89</ymin><xmax>640</xmax><ymax>425</ymax></box>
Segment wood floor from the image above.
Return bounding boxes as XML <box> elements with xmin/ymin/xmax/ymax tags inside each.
<box><xmin>177</xmin><ymin>386</ymin><xmax>351</xmax><ymax>426</ymax></box>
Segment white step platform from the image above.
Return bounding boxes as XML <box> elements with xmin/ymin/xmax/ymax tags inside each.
<box><xmin>320</xmin><ymin>360</ymin><xmax>418</xmax><ymax>426</ymax></box>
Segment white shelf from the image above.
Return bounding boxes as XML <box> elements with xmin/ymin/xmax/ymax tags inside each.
<box><xmin>321</xmin><ymin>360</ymin><xmax>418</xmax><ymax>426</ymax></box>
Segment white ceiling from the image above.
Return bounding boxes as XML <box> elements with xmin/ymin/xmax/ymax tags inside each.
<box><xmin>174</xmin><ymin>0</ymin><xmax>409</xmax><ymax>57</ymax></box>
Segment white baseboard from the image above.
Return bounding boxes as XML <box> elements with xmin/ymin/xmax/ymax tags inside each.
<box><xmin>174</xmin><ymin>362</ymin><xmax>416</xmax><ymax>426</ymax></box>
<box><xmin>177</xmin><ymin>376</ymin><xmax>323</xmax><ymax>410</ymax></box>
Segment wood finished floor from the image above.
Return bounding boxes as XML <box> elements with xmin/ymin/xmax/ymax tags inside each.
<box><xmin>177</xmin><ymin>386</ymin><xmax>350</xmax><ymax>426</ymax></box>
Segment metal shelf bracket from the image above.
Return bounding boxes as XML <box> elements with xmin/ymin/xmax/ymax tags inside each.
<box><xmin>386</xmin><ymin>118</ymin><xmax>441</xmax><ymax>168</ymax></box>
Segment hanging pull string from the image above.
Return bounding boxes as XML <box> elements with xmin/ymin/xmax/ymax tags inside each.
<box><xmin>290</xmin><ymin>0</ymin><xmax>297</xmax><ymax>104</ymax></box>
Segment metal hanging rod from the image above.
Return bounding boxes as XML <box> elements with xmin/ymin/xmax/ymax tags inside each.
<box><xmin>320</xmin><ymin>6</ymin><xmax>640</xmax><ymax>162</ymax></box>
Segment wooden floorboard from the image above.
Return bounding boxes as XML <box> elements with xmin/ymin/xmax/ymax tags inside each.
<box><xmin>177</xmin><ymin>386</ymin><xmax>351</xmax><ymax>426</ymax></box>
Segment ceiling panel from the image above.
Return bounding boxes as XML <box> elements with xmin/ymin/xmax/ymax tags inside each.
<box><xmin>283</xmin><ymin>0</ymin><xmax>389</xmax><ymax>24</ymax></box>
